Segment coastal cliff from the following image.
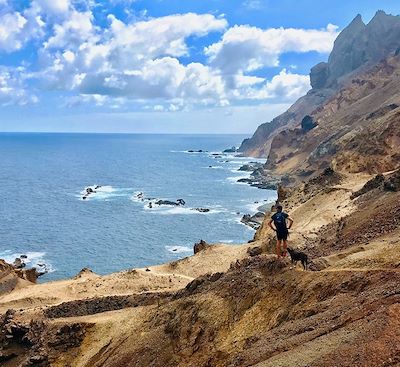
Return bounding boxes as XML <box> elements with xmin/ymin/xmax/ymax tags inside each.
<box><xmin>1</xmin><ymin>11</ymin><xmax>400</xmax><ymax>367</ymax></box>
<box><xmin>238</xmin><ymin>11</ymin><xmax>400</xmax><ymax>160</ymax></box>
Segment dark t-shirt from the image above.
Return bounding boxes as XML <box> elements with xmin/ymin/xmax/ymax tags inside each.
<box><xmin>271</xmin><ymin>212</ymin><xmax>289</xmax><ymax>232</ymax></box>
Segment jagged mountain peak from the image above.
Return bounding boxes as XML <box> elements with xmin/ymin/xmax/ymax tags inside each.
<box><xmin>314</xmin><ymin>10</ymin><xmax>400</xmax><ymax>89</ymax></box>
<box><xmin>349</xmin><ymin>13</ymin><xmax>365</xmax><ymax>27</ymax></box>
<box><xmin>369</xmin><ymin>9</ymin><xmax>396</xmax><ymax>22</ymax></box>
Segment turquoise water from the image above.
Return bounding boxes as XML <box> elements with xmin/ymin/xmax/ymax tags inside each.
<box><xmin>0</xmin><ymin>133</ymin><xmax>275</xmax><ymax>280</ymax></box>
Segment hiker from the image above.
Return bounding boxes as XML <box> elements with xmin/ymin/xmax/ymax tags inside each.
<box><xmin>268</xmin><ymin>204</ymin><xmax>293</xmax><ymax>258</ymax></box>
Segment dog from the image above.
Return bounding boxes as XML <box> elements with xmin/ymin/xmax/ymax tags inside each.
<box><xmin>287</xmin><ymin>248</ymin><xmax>308</xmax><ymax>270</ymax></box>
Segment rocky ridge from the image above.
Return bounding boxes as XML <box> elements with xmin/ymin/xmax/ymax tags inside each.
<box><xmin>238</xmin><ymin>11</ymin><xmax>400</xmax><ymax>160</ymax></box>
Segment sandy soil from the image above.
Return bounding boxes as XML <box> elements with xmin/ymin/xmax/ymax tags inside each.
<box><xmin>0</xmin><ymin>242</ymin><xmax>253</xmax><ymax>315</ymax></box>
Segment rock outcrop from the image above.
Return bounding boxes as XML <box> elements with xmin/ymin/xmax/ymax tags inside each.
<box><xmin>193</xmin><ymin>239</ymin><xmax>212</xmax><ymax>254</ymax></box>
<box><xmin>321</xmin><ymin>11</ymin><xmax>400</xmax><ymax>89</ymax></box>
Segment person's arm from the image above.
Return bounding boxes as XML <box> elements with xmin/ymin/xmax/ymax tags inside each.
<box><xmin>287</xmin><ymin>217</ymin><xmax>294</xmax><ymax>230</ymax></box>
<box><xmin>268</xmin><ymin>219</ymin><xmax>276</xmax><ymax>231</ymax></box>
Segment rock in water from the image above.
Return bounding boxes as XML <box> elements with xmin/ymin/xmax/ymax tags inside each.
<box><xmin>191</xmin><ymin>208</ymin><xmax>210</xmax><ymax>213</ymax></box>
<box><xmin>13</xmin><ymin>258</ymin><xmax>25</xmax><ymax>269</ymax></box>
<box><xmin>241</xmin><ymin>212</ymin><xmax>265</xmax><ymax>230</ymax></box>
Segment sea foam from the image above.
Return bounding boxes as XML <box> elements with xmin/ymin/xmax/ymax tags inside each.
<box><xmin>165</xmin><ymin>245</ymin><xmax>192</xmax><ymax>254</ymax></box>
<box><xmin>0</xmin><ymin>250</ymin><xmax>55</xmax><ymax>273</ymax></box>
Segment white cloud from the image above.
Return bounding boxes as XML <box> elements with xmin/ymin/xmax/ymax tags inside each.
<box><xmin>37</xmin><ymin>13</ymin><xmax>229</xmax><ymax>106</ymax></box>
<box><xmin>0</xmin><ymin>69</ymin><xmax>38</xmax><ymax>106</ymax></box>
<box><xmin>243</xmin><ymin>0</ymin><xmax>264</xmax><ymax>10</ymax></box>
<box><xmin>106</xmin><ymin>13</ymin><xmax>227</xmax><ymax>63</ymax></box>
<box><xmin>76</xmin><ymin>58</ymin><xmax>227</xmax><ymax>106</ymax></box>
<box><xmin>205</xmin><ymin>24</ymin><xmax>339</xmax><ymax>77</ymax></box>
<box><xmin>0</xmin><ymin>4</ymin><xmax>45</xmax><ymax>52</ymax></box>
<box><xmin>65</xmin><ymin>93</ymin><xmax>108</xmax><ymax>107</ymax></box>
<box><xmin>0</xmin><ymin>2</ymin><xmax>338</xmax><ymax>111</ymax></box>
<box><xmin>244</xmin><ymin>69</ymin><xmax>310</xmax><ymax>100</ymax></box>
<box><xmin>35</xmin><ymin>0</ymin><xmax>70</xmax><ymax>14</ymax></box>
<box><xmin>45</xmin><ymin>10</ymin><xmax>95</xmax><ymax>48</ymax></box>
<box><xmin>0</xmin><ymin>12</ymin><xmax>28</xmax><ymax>52</ymax></box>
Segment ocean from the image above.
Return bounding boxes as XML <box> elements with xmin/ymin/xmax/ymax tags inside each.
<box><xmin>0</xmin><ymin>133</ymin><xmax>275</xmax><ymax>281</ymax></box>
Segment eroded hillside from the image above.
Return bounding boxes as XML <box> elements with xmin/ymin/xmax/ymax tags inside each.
<box><xmin>1</xmin><ymin>167</ymin><xmax>400</xmax><ymax>366</ymax></box>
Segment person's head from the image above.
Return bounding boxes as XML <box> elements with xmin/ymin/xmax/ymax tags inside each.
<box><xmin>276</xmin><ymin>204</ymin><xmax>283</xmax><ymax>212</ymax></box>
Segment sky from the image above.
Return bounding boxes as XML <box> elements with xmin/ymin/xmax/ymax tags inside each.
<box><xmin>0</xmin><ymin>0</ymin><xmax>399</xmax><ymax>134</ymax></box>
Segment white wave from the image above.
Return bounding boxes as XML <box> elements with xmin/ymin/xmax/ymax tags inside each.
<box><xmin>207</xmin><ymin>151</ymin><xmax>224</xmax><ymax>156</ymax></box>
<box><xmin>227</xmin><ymin>173</ymin><xmax>251</xmax><ymax>184</ymax></box>
<box><xmin>245</xmin><ymin>200</ymin><xmax>275</xmax><ymax>214</ymax></box>
<box><xmin>218</xmin><ymin>239</ymin><xmax>234</xmax><ymax>243</ymax></box>
<box><xmin>0</xmin><ymin>251</ymin><xmax>55</xmax><ymax>273</ymax></box>
<box><xmin>233</xmin><ymin>217</ymin><xmax>257</xmax><ymax>231</ymax></box>
<box><xmin>204</xmin><ymin>166</ymin><xmax>224</xmax><ymax>169</ymax></box>
<box><xmin>146</xmin><ymin>203</ymin><xmax>226</xmax><ymax>215</ymax></box>
<box><xmin>148</xmin><ymin>206</ymin><xmax>224</xmax><ymax>215</ymax></box>
<box><xmin>172</xmin><ymin>150</ymin><xmax>207</xmax><ymax>154</ymax></box>
<box><xmin>80</xmin><ymin>185</ymin><xmax>132</xmax><ymax>201</ymax></box>
<box><xmin>229</xmin><ymin>168</ymin><xmax>251</xmax><ymax>175</ymax></box>
<box><xmin>130</xmin><ymin>191</ymin><xmax>147</xmax><ymax>203</ymax></box>
<box><xmin>165</xmin><ymin>245</ymin><xmax>192</xmax><ymax>254</ymax></box>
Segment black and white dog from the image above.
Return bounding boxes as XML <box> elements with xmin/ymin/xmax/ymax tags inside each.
<box><xmin>287</xmin><ymin>248</ymin><xmax>308</xmax><ymax>270</ymax></box>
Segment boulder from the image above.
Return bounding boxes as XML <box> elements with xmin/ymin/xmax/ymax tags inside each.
<box><xmin>155</xmin><ymin>200</ymin><xmax>179</xmax><ymax>206</ymax></box>
<box><xmin>223</xmin><ymin>146</ymin><xmax>237</xmax><ymax>153</ymax></box>
<box><xmin>24</xmin><ymin>268</ymin><xmax>39</xmax><ymax>283</ymax></box>
<box><xmin>241</xmin><ymin>212</ymin><xmax>265</xmax><ymax>230</ymax></box>
<box><xmin>310</xmin><ymin>62</ymin><xmax>329</xmax><ymax>89</ymax></box>
<box><xmin>74</xmin><ymin>268</ymin><xmax>95</xmax><ymax>279</ymax></box>
<box><xmin>13</xmin><ymin>258</ymin><xmax>25</xmax><ymax>269</ymax></box>
<box><xmin>238</xmin><ymin>162</ymin><xmax>263</xmax><ymax>172</ymax></box>
<box><xmin>191</xmin><ymin>208</ymin><xmax>210</xmax><ymax>213</ymax></box>
<box><xmin>351</xmin><ymin>174</ymin><xmax>384</xmax><ymax>199</ymax></box>
<box><xmin>383</xmin><ymin>170</ymin><xmax>400</xmax><ymax>192</ymax></box>
<box><xmin>247</xmin><ymin>246</ymin><xmax>263</xmax><ymax>257</ymax></box>
<box><xmin>194</xmin><ymin>240</ymin><xmax>211</xmax><ymax>254</ymax></box>
<box><xmin>301</xmin><ymin>115</ymin><xmax>317</xmax><ymax>132</ymax></box>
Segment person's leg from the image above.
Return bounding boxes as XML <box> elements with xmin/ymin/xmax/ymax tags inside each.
<box><xmin>276</xmin><ymin>240</ymin><xmax>282</xmax><ymax>258</ymax></box>
<box><xmin>282</xmin><ymin>239</ymin><xmax>288</xmax><ymax>256</ymax></box>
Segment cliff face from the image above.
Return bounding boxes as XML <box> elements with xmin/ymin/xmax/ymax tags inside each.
<box><xmin>265</xmin><ymin>55</ymin><xmax>400</xmax><ymax>177</ymax></box>
<box><xmin>239</xmin><ymin>11</ymin><xmax>400</xmax><ymax>158</ymax></box>
<box><xmin>238</xmin><ymin>90</ymin><xmax>330</xmax><ymax>157</ymax></box>
<box><xmin>314</xmin><ymin>11</ymin><xmax>400</xmax><ymax>89</ymax></box>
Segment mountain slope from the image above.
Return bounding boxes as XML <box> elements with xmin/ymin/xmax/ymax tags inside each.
<box><xmin>239</xmin><ymin>11</ymin><xmax>400</xmax><ymax>159</ymax></box>
<box><xmin>266</xmin><ymin>55</ymin><xmax>400</xmax><ymax>177</ymax></box>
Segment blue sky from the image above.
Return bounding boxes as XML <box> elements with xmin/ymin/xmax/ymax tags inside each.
<box><xmin>0</xmin><ymin>0</ymin><xmax>399</xmax><ymax>133</ymax></box>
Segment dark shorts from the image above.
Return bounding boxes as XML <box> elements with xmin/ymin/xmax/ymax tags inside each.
<box><xmin>276</xmin><ymin>230</ymin><xmax>288</xmax><ymax>241</ymax></box>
